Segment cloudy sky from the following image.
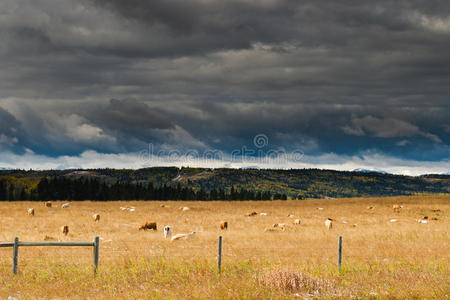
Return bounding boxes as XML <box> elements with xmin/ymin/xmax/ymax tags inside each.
<box><xmin>0</xmin><ymin>0</ymin><xmax>449</xmax><ymax>174</ymax></box>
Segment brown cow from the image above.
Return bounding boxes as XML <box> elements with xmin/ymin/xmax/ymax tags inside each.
<box><xmin>61</xmin><ymin>225</ymin><xmax>69</xmax><ymax>235</ymax></box>
<box><xmin>93</xmin><ymin>214</ymin><xmax>100</xmax><ymax>222</ymax></box>
<box><xmin>393</xmin><ymin>204</ymin><xmax>402</xmax><ymax>213</ymax></box>
<box><xmin>44</xmin><ymin>235</ymin><xmax>56</xmax><ymax>241</ymax></box>
<box><xmin>220</xmin><ymin>221</ymin><xmax>228</xmax><ymax>230</ymax></box>
<box><xmin>28</xmin><ymin>208</ymin><xmax>35</xmax><ymax>216</ymax></box>
<box><xmin>264</xmin><ymin>227</ymin><xmax>280</xmax><ymax>232</ymax></box>
<box><xmin>45</xmin><ymin>201</ymin><xmax>52</xmax><ymax>208</ymax></box>
<box><xmin>139</xmin><ymin>222</ymin><xmax>157</xmax><ymax>231</ymax></box>
<box><xmin>245</xmin><ymin>212</ymin><xmax>258</xmax><ymax>217</ymax></box>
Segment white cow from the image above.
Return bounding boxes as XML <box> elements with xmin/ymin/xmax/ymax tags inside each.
<box><xmin>325</xmin><ymin>218</ymin><xmax>333</xmax><ymax>230</ymax></box>
<box><xmin>171</xmin><ymin>231</ymin><xmax>196</xmax><ymax>241</ymax></box>
<box><xmin>28</xmin><ymin>208</ymin><xmax>35</xmax><ymax>216</ymax></box>
<box><xmin>61</xmin><ymin>203</ymin><xmax>70</xmax><ymax>208</ymax></box>
<box><xmin>164</xmin><ymin>225</ymin><xmax>173</xmax><ymax>239</ymax></box>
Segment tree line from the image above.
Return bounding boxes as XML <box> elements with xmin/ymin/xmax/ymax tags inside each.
<box><xmin>0</xmin><ymin>177</ymin><xmax>286</xmax><ymax>201</ymax></box>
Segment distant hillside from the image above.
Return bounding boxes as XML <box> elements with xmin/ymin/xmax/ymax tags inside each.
<box><xmin>1</xmin><ymin>167</ymin><xmax>449</xmax><ymax>199</ymax></box>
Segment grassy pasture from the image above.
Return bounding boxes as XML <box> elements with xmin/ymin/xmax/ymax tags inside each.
<box><xmin>0</xmin><ymin>195</ymin><xmax>449</xmax><ymax>299</ymax></box>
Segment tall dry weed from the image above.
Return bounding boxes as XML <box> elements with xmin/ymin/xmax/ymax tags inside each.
<box><xmin>257</xmin><ymin>268</ymin><xmax>335</xmax><ymax>294</ymax></box>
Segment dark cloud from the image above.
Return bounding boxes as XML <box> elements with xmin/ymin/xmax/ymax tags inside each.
<box><xmin>0</xmin><ymin>0</ymin><xmax>448</xmax><ymax>167</ymax></box>
<box><xmin>88</xmin><ymin>99</ymin><xmax>174</xmax><ymax>131</ymax></box>
<box><xmin>157</xmin><ymin>101</ymin><xmax>449</xmax><ymax>160</ymax></box>
<box><xmin>79</xmin><ymin>99</ymin><xmax>180</xmax><ymax>152</ymax></box>
<box><xmin>0</xmin><ymin>107</ymin><xmax>27</xmax><ymax>153</ymax></box>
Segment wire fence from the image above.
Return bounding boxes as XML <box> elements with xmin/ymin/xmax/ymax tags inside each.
<box><xmin>1</xmin><ymin>235</ymin><xmax>447</xmax><ymax>274</ymax></box>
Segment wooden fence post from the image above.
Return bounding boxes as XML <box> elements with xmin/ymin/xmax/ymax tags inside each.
<box><xmin>338</xmin><ymin>236</ymin><xmax>342</xmax><ymax>271</ymax></box>
<box><xmin>93</xmin><ymin>236</ymin><xmax>100</xmax><ymax>274</ymax></box>
<box><xmin>218</xmin><ymin>236</ymin><xmax>222</xmax><ymax>273</ymax></box>
<box><xmin>13</xmin><ymin>237</ymin><xmax>19</xmax><ymax>274</ymax></box>
<box><xmin>1</xmin><ymin>237</ymin><xmax>98</xmax><ymax>274</ymax></box>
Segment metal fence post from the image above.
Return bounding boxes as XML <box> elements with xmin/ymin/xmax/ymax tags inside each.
<box><xmin>13</xmin><ymin>237</ymin><xmax>19</xmax><ymax>274</ymax></box>
<box><xmin>218</xmin><ymin>236</ymin><xmax>222</xmax><ymax>273</ymax></box>
<box><xmin>338</xmin><ymin>236</ymin><xmax>342</xmax><ymax>271</ymax></box>
<box><xmin>93</xmin><ymin>236</ymin><xmax>100</xmax><ymax>274</ymax></box>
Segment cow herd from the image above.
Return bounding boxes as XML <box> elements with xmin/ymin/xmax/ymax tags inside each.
<box><xmin>137</xmin><ymin>222</ymin><xmax>196</xmax><ymax>242</ymax></box>
<box><xmin>23</xmin><ymin>202</ymin><xmax>230</xmax><ymax>241</ymax></box>
<box><xmin>25</xmin><ymin>202</ymin><xmax>98</xmax><ymax>237</ymax></box>
<box><xmin>23</xmin><ymin>202</ymin><xmax>438</xmax><ymax>240</ymax></box>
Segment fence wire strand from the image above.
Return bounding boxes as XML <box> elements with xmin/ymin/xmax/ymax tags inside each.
<box><xmin>1</xmin><ymin>238</ymin><xmax>448</xmax><ymax>264</ymax></box>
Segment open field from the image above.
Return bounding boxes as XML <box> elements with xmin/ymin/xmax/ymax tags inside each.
<box><xmin>0</xmin><ymin>195</ymin><xmax>449</xmax><ymax>299</ymax></box>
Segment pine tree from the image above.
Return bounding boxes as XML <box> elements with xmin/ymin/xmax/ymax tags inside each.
<box><xmin>0</xmin><ymin>179</ymin><xmax>6</xmax><ymax>201</ymax></box>
<box><xmin>8</xmin><ymin>183</ymin><xmax>15</xmax><ymax>201</ymax></box>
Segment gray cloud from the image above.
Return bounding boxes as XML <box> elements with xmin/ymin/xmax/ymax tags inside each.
<box><xmin>0</xmin><ymin>0</ymin><xmax>448</xmax><ymax>168</ymax></box>
<box><xmin>1</xmin><ymin>0</ymin><xmax>449</xmax><ymax>106</ymax></box>
<box><xmin>343</xmin><ymin>115</ymin><xmax>442</xmax><ymax>143</ymax></box>
<box><xmin>0</xmin><ymin>107</ymin><xmax>27</xmax><ymax>152</ymax></box>
<box><xmin>87</xmin><ymin>99</ymin><xmax>174</xmax><ymax>131</ymax></box>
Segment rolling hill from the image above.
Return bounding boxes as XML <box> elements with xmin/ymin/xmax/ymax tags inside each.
<box><xmin>0</xmin><ymin>167</ymin><xmax>449</xmax><ymax>199</ymax></box>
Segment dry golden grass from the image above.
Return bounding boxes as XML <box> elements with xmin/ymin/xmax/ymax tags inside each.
<box><xmin>0</xmin><ymin>195</ymin><xmax>449</xmax><ymax>299</ymax></box>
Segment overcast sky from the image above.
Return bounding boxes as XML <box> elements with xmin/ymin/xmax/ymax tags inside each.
<box><xmin>0</xmin><ymin>0</ymin><xmax>449</xmax><ymax>174</ymax></box>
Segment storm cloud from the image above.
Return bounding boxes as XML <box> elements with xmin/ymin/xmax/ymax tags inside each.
<box><xmin>0</xmin><ymin>0</ymin><xmax>448</xmax><ymax>173</ymax></box>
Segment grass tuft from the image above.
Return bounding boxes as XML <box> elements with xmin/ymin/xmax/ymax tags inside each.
<box><xmin>258</xmin><ymin>268</ymin><xmax>335</xmax><ymax>294</ymax></box>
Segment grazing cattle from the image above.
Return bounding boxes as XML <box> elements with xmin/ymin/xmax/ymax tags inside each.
<box><xmin>287</xmin><ymin>214</ymin><xmax>295</xmax><ymax>218</ymax></box>
<box><xmin>317</xmin><ymin>207</ymin><xmax>324</xmax><ymax>211</ymax></box>
<box><xmin>430</xmin><ymin>217</ymin><xmax>438</xmax><ymax>220</ymax></box>
<box><xmin>44</xmin><ymin>235</ymin><xmax>56</xmax><ymax>241</ymax></box>
<box><xmin>272</xmin><ymin>223</ymin><xmax>288</xmax><ymax>231</ymax></box>
<box><xmin>182</xmin><ymin>206</ymin><xmax>190</xmax><ymax>211</ymax></box>
<box><xmin>367</xmin><ymin>206</ymin><xmax>374</xmax><ymax>210</ymax></box>
<box><xmin>171</xmin><ymin>231</ymin><xmax>196</xmax><ymax>241</ymax></box>
<box><xmin>431</xmin><ymin>209</ymin><xmax>441</xmax><ymax>213</ymax></box>
<box><xmin>61</xmin><ymin>203</ymin><xmax>70</xmax><ymax>208</ymax></box>
<box><xmin>392</xmin><ymin>204</ymin><xmax>402</xmax><ymax>213</ymax></box>
<box><xmin>293</xmin><ymin>219</ymin><xmax>301</xmax><ymax>225</ymax></box>
<box><xmin>220</xmin><ymin>221</ymin><xmax>228</xmax><ymax>230</ymax></box>
<box><xmin>246</xmin><ymin>212</ymin><xmax>258</xmax><ymax>217</ymax></box>
<box><xmin>120</xmin><ymin>206</ymin><xmax>135</xmax><ymax>211</ymax></box>
<box><xmin>325</xmin><ymin>218</ymin><xmax>333</xmax><ymax>230</ymax></box>
<box><xmin>164</xmin><ymin>226</ymin><xmax>173</xmax><ymax>239</ymax></box>
<box><xmin>265</xmin><ymin>224</ymin><xmax>288</xmax><ymax>232</ymax></box>
<box><xmin>93</xmin><ymin>214</ymin><xmax>100</xmax><ymax>222</ymax></box>
<box><xmin>61</xmin><ymin>225</ymin><xmax>69</xmax><ymax>235</ymax></box>
<box><xmin>45</xmin><ymin>201</ymin><xmax>52</xmax><ymax>208</ymax></box>
<box><xmin>28</xmin><ymin>208</ymin><xmax>35</xmax><ymax>216</ymax></box>
<box><xmin>264</xmin><ymin>227</ymin><xmax>280</xmax><ymax>232</ymax></box>
<box><xmin>139</xmin><ymin>222</ymin><xmax>157</xmax><ymax>231</ymax></box>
